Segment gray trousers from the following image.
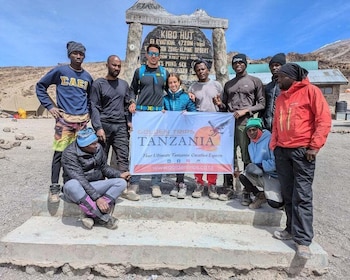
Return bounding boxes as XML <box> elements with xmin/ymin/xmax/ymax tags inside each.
<box><xmin>274</xmin><ymin>147</ymin><xmax>315</xmax><ymax>246</ymax></box>
<box><xmin>63</xmin><ymin>178</ymin><xmax>127</xmax><ymax>203</ymax></box>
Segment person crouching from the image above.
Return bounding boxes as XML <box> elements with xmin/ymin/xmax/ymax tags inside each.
<box><xmin>62</xmin><ymin>127</ymin><xmax>130</xmax><ymax>229</ymax></box>
<box><xmin>239</xmin><ymin>118</ymin><xmax>283</xmax><ymax>209</ymax></box>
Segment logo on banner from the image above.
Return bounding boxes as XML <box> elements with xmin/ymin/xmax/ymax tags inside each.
<box><xmin>195</xmin><ymin>119</ymin><xmax>231</xmax><ymax>151</ymax></box>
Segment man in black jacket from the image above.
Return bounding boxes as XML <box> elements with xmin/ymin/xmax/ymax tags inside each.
<box><xmin>62</xmin><ymin>127</ymin><xmax>130</xmax><ymax>229</ymax></box>
<box><xmin>259</xmin><ymin>53</ymin><xmax>286</xmax><ymax>131</ymax></box>
<box><xmin>90</xmin><ymin>55</ymin><xmax>131</xmax><ymax>173</ymax></box>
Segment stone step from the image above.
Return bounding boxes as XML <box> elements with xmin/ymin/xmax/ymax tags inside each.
<box><xmin>33</xmin><ymin>193</ymin><xmax>285</xmax><ymax>227</ymax></box>
<box><xmin>0</xmin><ymin>216</ymin><xmax>328</xmax><ymax>277</ymax></box>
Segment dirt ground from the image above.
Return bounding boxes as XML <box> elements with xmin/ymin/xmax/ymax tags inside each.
<box><xmin>0</xmin><ymin>114</ymin><xmax>349</xmax><ymax>280</ymax></box>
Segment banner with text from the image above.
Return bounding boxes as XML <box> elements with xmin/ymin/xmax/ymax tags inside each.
<box><xmin>130</xmin><ymin>111</ymin><xmax>234</xmax><ymax>175</ymax></box>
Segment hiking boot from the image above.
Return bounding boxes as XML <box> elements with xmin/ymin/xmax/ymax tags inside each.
<box><xmin>273</xmin><ymin>229</ymin><xmax>293</xmax><ymax>240</ymax></box>
<box><xmin>208</xmin><ymin>185</ymin><xmax>219</xmax><ymax>199</ymax></box>
<box><xmin>192</xmin><ymin>184</ymin><xmax>204</xmax><ymax>198</ymax></box>
<box><xmin>249</xmin><ymin>192</ymin><xmax>267</xmax><ymax>209</ymax></box>
<box><xmin>96</xmin><ymin>216</ymin><xmax>119</xmax><ymax>230</ymax></box>
<box><xmin>151</xmin><ymin>185</ymin><xmax>162</xmax><ymax>198</ymax></box>
<box><xmin>296</xmin><ymin>244</ymin><xmax>311</xmax><ymax>259</ymax></box>
<box><xmin>177</xmin><ymin>183</ymin><xmax>187</xmax><ymax>199</ymax></box>
<box><xmin>218</xmin><ymin>187</ymin><xmax>235</xmax><ymax>201</ymax></box>
<box><xmin>169</xmin><ymin>185</ymin><xmax>179</xmax><ymax>197</ymax></box>
<box><xmin>48</xmin><ymin>184</ymin><xmax>61</xmax><ymax>203</ymax></box>
<box><xmin>81</xmin><ymin>217</ymin><xmax>94</xmax><ymax>229</ymax></box>
<box><xmin>241</xmin><ymin>191</ymin><xmax>252</xmax><ymax>206</ymax></box>
<box><xmin>124</xmin><ymin>184</ymin><xmax>140</xmax><ymax>201</ymax></box>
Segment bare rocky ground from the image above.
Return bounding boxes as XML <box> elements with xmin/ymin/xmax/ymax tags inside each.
<box><xmin>0</xmin><ymin>111</ymin><xmax>350</xmax><ymax>279</ymax></box>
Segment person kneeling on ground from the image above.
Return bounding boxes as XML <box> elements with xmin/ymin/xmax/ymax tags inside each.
<box><xmin>239</xmin><ymin>118</ymin><xmax>283</xmax><ymax>209</ymax></box>
<box><xmin>62</xmin><ymin>127</ymin><xmax>130</xmax><ymax>229</ymax></box>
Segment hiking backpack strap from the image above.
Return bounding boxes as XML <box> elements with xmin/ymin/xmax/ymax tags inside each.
<box><xmin>138</xmin><ymin>64</ymin><xmax>166</xmax><ymax>85</ymax></box>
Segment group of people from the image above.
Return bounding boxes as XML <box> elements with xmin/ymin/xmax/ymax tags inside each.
<box><xmin>36</xmin><ymin>41</ymin><xmax>332</xmax><ymax>260</ymax></box>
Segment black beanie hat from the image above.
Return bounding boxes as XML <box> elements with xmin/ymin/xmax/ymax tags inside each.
<box><xmin>193</xmin><ymin>58</ymin><xmax>211</xmax><ymax>71</ymax></box>
<box><xmin>232</xmin><ymin>53</ymin><xmax>247</xmax><ymax>66</ymax></box>
<box><xmin>278</xmin><ymin>63</ymin><xmax>308</xmax><ymax>81</ymax></box>
<box><xmin>67</xmin><ymin>41</ymin><xmax>86</xmax><ymax>57</ymax></box>
<box><xmin>269</xmin><ymin>53</ymin><xmax>286</xmax><ymax>66</ymax></box>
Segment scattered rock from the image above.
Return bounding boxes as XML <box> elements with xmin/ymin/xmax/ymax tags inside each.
<box><xmin>0</xmin><ymin>142</ymin><xmax>13</xmax><ymax>150</ymax></box>
<box><xmin>159</xmin><ymin>268</ymin><xmax>181</xmax><ymax>277</ymax></box>
<box><xmin>15</xmin><ymin>133</ymin><xmax>25</xmax><ymax>140</ymax></box>
<box><xmin>44</xmin><ymin>266</ymin><xmax>57</xmax><ymax>277</ymax></box>
<box><xmin>93</xmin><ymin>264</ymin><xmax>125</xmax><ymax>278</ymax></box>
<box><xmin>26</xmin><ymin>145</ymin><xmax>31</xmax><ymax>149</ymax></box>
<box><xmin>73</xmin><ymin>267</ymin><xmax>92</xmax><ymax>276</ymax></box>
<box><xmin>3</xmin><ymin>127</ymin><xmax>11</xmax><ymax>132</ymax></box>
<box><xmin>25</xmin><ymin>265</ymin><xmax>39</xmax><ymax>275</ymax></box>
<box><xmin>183</xmin><ymin>266</ymin><xmax>202</xmax><ymax>276</ymax></box>
<box><xmin>0</xmin><ymin>152</ymin><xmax>6</xmax><ymax>159</ymax></box>
<box><xmin>12</xmin><ymin>141</ymin><xmax>21</xmax><ymax>147</ymax></box>
<box><xmin>0</xmin><ymin>140</ymin><xmax>22</xmax><ymax>149</ymax></box>
<box><xmin>61</xmin><ymin>264</ymin><xmax>74</xmax><ymax>277</ymax></box>
<box><xmin>15</xmin><ymin>133</ymin><xmax>34</xmax><ymax>140</ymax></box>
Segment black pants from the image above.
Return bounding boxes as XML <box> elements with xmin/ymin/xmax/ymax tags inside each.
<box><xmin>51</xmin><ymin>151</ymin><xmax>62</xmax><ymax>184</ymax></box>
<box><xmin>101</xmin><ymin>121</ymin><xmax>129</xmax><ymax>172</ymax></box>
<box><xmin>274</xmin><ymin>147</ymin><xmax>315</xmax><ymax>246</ymax></box>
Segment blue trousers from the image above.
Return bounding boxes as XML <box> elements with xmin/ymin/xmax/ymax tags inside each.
<box><xmin>130</xmin><ymin>174</ymin><xmax>162</xmax><ymax>186</ymax></box>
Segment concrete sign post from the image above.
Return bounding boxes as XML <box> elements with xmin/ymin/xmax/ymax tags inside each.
<box><xmin>125</xmin><ymin>0</ymin><xmax>229</xmax><ymax>86</ymax></box>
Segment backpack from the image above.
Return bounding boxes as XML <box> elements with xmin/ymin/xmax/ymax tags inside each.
<box><xmin>138</xmin><ymin>64</ymin><xmax>167</xmax><ymax>85</ymax></box>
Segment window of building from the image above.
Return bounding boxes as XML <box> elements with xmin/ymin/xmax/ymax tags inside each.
<box><xmin>319</xmin><ymin>87</ymin><xmax>333</xmax><ymax>94</ymax></box>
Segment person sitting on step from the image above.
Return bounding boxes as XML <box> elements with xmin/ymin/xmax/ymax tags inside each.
<box><xmin>61</xmin><ymin>127</ymin><xmax>130</xmax><ymax>229</ymax></box>
<box><xmin>239</xmin><ymin>118</ymin><xmax>283</xmax><ymax>209</ymax></box>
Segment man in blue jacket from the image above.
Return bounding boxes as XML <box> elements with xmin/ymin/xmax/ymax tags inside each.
<box><xmin>36</xmin><ymin>41</ymin><xmax>93</xmax><ymax>204</ymax></box>
<box><xmin>238</xmin><ymin>118</ymin><xmax>283</xmax><ymax>209</ymax></box>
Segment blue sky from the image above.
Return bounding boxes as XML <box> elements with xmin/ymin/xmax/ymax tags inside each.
<box><xmin>1</xmin><ymin>0</ymin><xmax>349</xmax><ymax>67</ymax></box>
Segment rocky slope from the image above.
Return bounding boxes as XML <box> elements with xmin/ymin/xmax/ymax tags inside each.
<box><xmin>0</xmin><ymin>39</ymin><xmax>349</xmax><ymax>114</ymax></box>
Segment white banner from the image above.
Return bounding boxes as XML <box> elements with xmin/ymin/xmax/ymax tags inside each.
<box><xmin>130</xmin><ymin>111</ymin><xmax>234</xmax><ymax>175</ymax></box>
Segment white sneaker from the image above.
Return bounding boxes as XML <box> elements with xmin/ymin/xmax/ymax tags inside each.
<box><xmin>169</xmin><ymin>186</ymin><xmax>178</xmax><ymax>197</ymax></box>
<box><xmin>177</xmin><ymin>183</ymin><xmax>187</xmax><ymax>199</ymax></box>
<box><xmin>151</xmin><ymin>185</ymin><xmax>162</xmax><ymax>198</ymax></box>
<box><xmin>81</xmin><ymin>217</ymin><xmax>94</xmax><ymax>229</ymax></box>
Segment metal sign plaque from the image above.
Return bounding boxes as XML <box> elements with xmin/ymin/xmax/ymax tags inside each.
<box><xmin>141</xmin><ymin>26</ymin><xmax>213</xmax><ymax>77</ymax></box>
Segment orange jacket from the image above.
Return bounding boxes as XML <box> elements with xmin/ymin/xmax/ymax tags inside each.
<box><xmin>270</xmin><ymin>77</ymin><xmax>331</xmax><ymax>151</ymax></box>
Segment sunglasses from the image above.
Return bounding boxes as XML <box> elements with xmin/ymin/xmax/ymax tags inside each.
<box><xmin>148</xmin><ymin>51</ymin><xmax>160</xmax><ymax>57</ymax></box>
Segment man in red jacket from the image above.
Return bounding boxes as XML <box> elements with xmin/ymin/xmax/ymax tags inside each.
<box><xmin>270</xmin><ymin>63</ymin><xmax>331</xmax><ymax>259</ymax></box>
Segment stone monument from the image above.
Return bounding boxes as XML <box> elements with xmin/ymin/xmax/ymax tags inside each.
<box><xmin>124</xmin><ymin>0</ymin><xmax>229</xmax><ymax>86</ymax></box>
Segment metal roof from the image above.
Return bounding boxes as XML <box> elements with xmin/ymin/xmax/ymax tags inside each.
<box><xmin>306</xmin><ymin>69</ymin><xmax>348</xmax><ymax>85</ymax></box>
<box><xmin>244</xmin><ymin>69</ymin><xmax>348</xmax><ymax>85</ymax></box>
<box><xmin>218</xmin><ymin>68</ymin><xmax>348</xmax><ymax>86</ymax></box>
<box><xmin>228</xmin><ymin>61</ymin><xmax>319</xmax><ymax>75</ymax></box>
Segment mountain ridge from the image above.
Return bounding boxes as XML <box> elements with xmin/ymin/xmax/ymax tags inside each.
<box><xmin>0</xmin><ymin>39</ymin><xmax>349</xmax><ymax>112</ymax></box>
